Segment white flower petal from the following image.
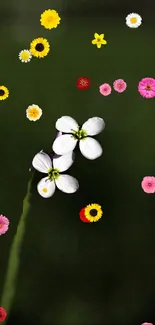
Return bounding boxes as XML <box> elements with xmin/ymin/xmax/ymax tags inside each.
<box><xmin>32</xmin><ymin>152</ymin><xmax>52</xmax><ymax>173</ymax></box>
<box><xmin>52</xmin><ymin>134</ymin><xmax>78</xmax><ymax>155</ymax></box>
<box><xmin>79</xmin><ymin>137</ymin><xmax>103</xmax><ymax>160</ymax></box>
<box><xmin>55</xmin><ymin>174</ymin><xmax>79</xmax><ymax>193</ymax></box>
<box><xmin>82</xmin><ymin>117</ymin><xmax>105</xmax><ymax>136</ymax></box>
<box><xmin>53</xmin><ymin>152</ymin><xmax>75</xmax><ymax>172</ymax></box>
<box><xmin>55</xmin><ymin>116</ymin><xmax>79</xmax><ymax>133</ymax></box>
<box><xmin>37</xmin><ymin>177</ymin><xmax>56</xmax><ymax>198</ymax></box>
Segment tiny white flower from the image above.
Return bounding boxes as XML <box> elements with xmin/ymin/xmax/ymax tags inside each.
<box><xmin>32</xmin><ymin>151</ymin><xmax>79</xmax><ymax>198</ymax></box>
<box><xmin>126</xmin><ymin>13</ymin><xmax>142</xmax><ymax>28</ymax></box>
<box><xmin>18</xmin><ymin>49</ymin><xmax>32</xmax><ymax>63</ymax></box>
<box><xmin>52</xmin><ymin>116</ymin><xmax>105</xmax><ymax>160</ymax></box>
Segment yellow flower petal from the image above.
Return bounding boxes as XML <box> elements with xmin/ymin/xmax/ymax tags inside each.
<box><xmin>94</xmin><ymin>33</ymin><xmax>99</xmax><ymax>39</ymax></box>
<box><xmin>92</xmin><ymin>39</ymin><xmax>97</xmax><ymax>44</ymax></box>
<box><xmin>99</xmin><ymin>34</ymin><xmax>104</xmax><ymax>39</ymax></box>
<box><xmin>97</xmin><ymin>43</ymin><xmax>102</xmax><ymax>48</ymax></box>
<box><xmin>101</xmin><ymin>39</ymin><xmax>107</xmax><ymax>44</ymax></box>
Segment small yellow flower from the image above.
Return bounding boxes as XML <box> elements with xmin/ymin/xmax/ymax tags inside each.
<box><xmin>91</xmin><ymin>33</ymin><xmax>107</xmax><ymax>49</ymax></box>
<box><xmin>29</xmin><ymin>38</ymin><xmax>50</xmax><ymax>58</ymax></box>
<box><xmin>40</xmin><ymin>9</ymin><xmax>61</xmax><ymax>29</ymax></box>
<box><xmin>19</xmin><ymin>49</ymin><xmax>32</xmax><ymax>63</ymax></box>
<box><xmin>84</xmin><ymin>203</ymin><xmax>103</xmax><ymax>222</ymax></box>
<box><xmin>0</xmin><ymin>86</ymin><xmax>9</xmax><ymax>100</ymax></box>
<box><xmin>26</xmin><ymin>104</ymin><xmax>42</xmax><ymax>121</ymax></box>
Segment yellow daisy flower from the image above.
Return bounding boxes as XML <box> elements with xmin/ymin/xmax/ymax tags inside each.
<box><xmin>40</xmin><ymin>9</ymin><xmax>61</xmax><ymax>29</ymax></box>
<box><xmin>84</xmin><ymin>203</ymin><xmax>103</xmax><ymax>222</ymax></box>
<box><xmin>26</xmin><ymin>104</ymin><xmax>42</xmax><ymax>121</ymax></box>
<box><xmin>19</xmin><ymin>49</ymin><xmax>32</xmax><ymax>63</ymax></box>
<box><xmin>29</xmin><ymin>38</ymin><xmax>50</xmax><ymax>58</ymax></box>
<box><xmin>92</xmin><ymin>33</ymin><xmax>107</xmax><ymax>49</ymax></box>
<box><xmin>0</xmin><ymin>86</ymin><xmax>9</xmax><ymax>101</ymax></box>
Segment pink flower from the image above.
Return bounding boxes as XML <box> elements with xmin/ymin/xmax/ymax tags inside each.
<box><xmin>99</xmin><ymin>83</ymin><xmax>112</xmax><ymax>96</ymax></box>
<box><xmin>113</xmin><ymin>79</ymin><xmax>127</xmax><ymax>93</ymax></box>
<box><xmin>0</xmin><ymin>215</ymin><xmax>9</xmax><ymax>235</ymax></box>
<box><xmin>138</xmin><ymin>77</ymin><xmax>155</xmax><ymax>98</ymax></box>
<box><xmin>141</xmin><ymin>323</ymin><xmax>153</xmax><ymax>325</ymax></box>
<box><xmin>141</xmin><ymin>176</ymin><xmax>155</xmax><ymax>194</ymax></box>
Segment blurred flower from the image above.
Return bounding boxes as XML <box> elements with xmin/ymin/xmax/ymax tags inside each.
<box><xmin>30</xmin><ymin>37</ymin><xmax>50</xmax><ymax>58</ymax></box>
<box><xmin>92</xmin><ymin>33</ymin><xmax>107</xmax><ymax>48</ymax></box>
<box><xmin>26</xmin><ymin>104</ymin><xmax>42</xmax><ymax>121</ymax></box>
<box><xmin>0</xmin><ymin>86</ymin><xmax>9</xmax><ymax>101</ymax></box>
<box><xmin>126</xmin><ymin>13</ymin><xmax>142</xmax><ymax>28</ymax></box>
<box><xmin>138</xmin><ymin>78</ymin><xmax>155</xmax><ymax>98</ymax></box>
<box><xmin>84</xmin><ymin>203</ymin><xmax>103</xmax><ymax>222</ymax></box>
<box><xmin>18</xmin><ymin>49</ymin><xmax>32</xmax><ymax>63</ymax></box>
<box><xmin>113</xmin><ymin>79</ymin><xmax>127</xmax><ymax>93</ymax></box>
<box><xmin>32</xmin><ymin>151</ymin><xmax>79</xmax><ymax>198</ymax></box>
<box><xmin>0</xmin><ymin>307</ymin><xmax>7</xmax><ymax>322</ymax></box>
<box><xmin>79</xmin><ymin>207</ymin><xmax>90</xmax><ymax>223</ymax></box>
<box><xmin>99</xmin><ymin>83</ymin><xmax>112</xmax><ymax>96</ymax></box>
<box><xmin>76</xmin><ymin>77</ymin><xmax>90</xmax><ymax>90</ymax></box>
<box><xmin>40</xmin><ymin>9</ymin><xmax>61</xmax><ymax>29</ymax></box>
<box><xmin>141</xmin><ymin>176</ymin><xmax>155</xmax><ymax>193</ymax></box>
<box><xmin>141</xmin><ymin>323</ymin><xmax>153</xmax><ymax>325</ymax></box>
<box><xmin>52</xmin><ymin>116</ymin><xmax>105</xmax><ymax>160</ymax></box>
<box><xmin>0</xmin><ymin>215</ymin><xmax>9</xmax><ymax>236</ymax></box>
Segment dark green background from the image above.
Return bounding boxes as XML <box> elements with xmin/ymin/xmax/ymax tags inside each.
<box><xmin>0</xmin><ymin>1</ymin><xmax>155</xmax><ymax>324</ymax></box>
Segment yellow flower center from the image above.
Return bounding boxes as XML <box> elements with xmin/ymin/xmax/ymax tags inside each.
<box><xmin>80</xmin><ymin>79</ymin><xmax>88</xmax><ymax>86</ymax></box>
<box><xmin>97</xmin><ymin>38</ymin><xmax>101</xmax><ymax>42</ymax></box>
<box><xmin>42</xmin><ymin>188</ymin><xmax>48</xmax><ymax>193</ymax></box>
<box><xmin>130</xmin><ymin>17</ymin><xmax>137</xmax><ymax>24</ymax></box>
<box><xmin>28</xmin><ymin>108</ymin><xmax>40</xmax><ymax>118</ymax></box>
<box><xmin>21</xmin><ymin>51</ymin><xmax>30</xmax><ymax>60</ymax></box>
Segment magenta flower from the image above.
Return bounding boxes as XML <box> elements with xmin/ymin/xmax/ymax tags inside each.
<box><xmin>113</xmin><ymin>79</ymin><xmax>127</xmax><ymax>93</ymax></box>
<box><xmin>138</xmin><ymin>77</ymin><xmax>155</xmax><ymax>98</ymax></box>
<box><xmin>0</xmin><ymin>215</ymin><xmax>9</xmax><ymax>235</ymax></box>
<box><xmin>99</xmin><ymin>83</ymin><xmax>112</xmax><ymax>96</ymax></box>
<box><xmin>141</xmin><ymin>176</ymin><xmax>155</xmax><ymax>194</ymax></box>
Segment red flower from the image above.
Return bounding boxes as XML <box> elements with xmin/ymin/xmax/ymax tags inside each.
<box><xmin>0</xmin><ymin>307</ymin><xmax>7</xmax><ymax>322</ymax></box>
<box><xmin>76</xmin><ymin>77</ymin><xmax>90</xmax><ymax>90</ymax></box>
<box><xmin>79</xmin><ymin>207</ymin><xmax>90</xmax><ymax>223</ymax></box>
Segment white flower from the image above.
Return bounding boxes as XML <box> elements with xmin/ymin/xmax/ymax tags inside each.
<box><xmin>32</xmin><ymin>151</ymin><xmax>79</xmax><ymax>198</ymax></box>
<box><xmin>18</xmin><ymin>49</ymin><xmax>32</xmax><ymax>63</ymax></box>
<box><xmin>26</xmin><ymin>104</ymin><xmax>42</xmax><ymax>121</ymax></box>
<box><xmin>52</xmin><ymin>116</ymin><xmax>105</xmax><ymax>160</ymax></box>
<box><xmin>126</xmin><ymin>13</ymin><xmax>142</xmax><ymax>28</ymax></box>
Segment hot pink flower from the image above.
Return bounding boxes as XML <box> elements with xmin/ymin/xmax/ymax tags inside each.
<box><xmin>141</xmin><ymin>323</ymin><xmax>153</xmax><ymax>325</ymax></box>
<box><xmin>141</xmin><ymin>176</ymin><xmax>155</xmax><ymax>194</ymax></box>
<box><xmin>0</xmin><ymin>215</ymin><xmax>9</xmax><ymax>235</ymax></box>
<box><xmin>99</xmin><ymin>83</ymin><xmax>112</xmax><ymax>96</ymax></box>
<box><xmin>138</xmin><ymin>77</ymin><xmax>155</xmax><ymax>98</ymax></box>
<box><xmin>113</xmin><ymin>79</ymin><xmax>127</xmax><ymax>93</ymax></box>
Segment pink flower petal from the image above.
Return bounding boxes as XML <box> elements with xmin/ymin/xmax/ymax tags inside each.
<box><xmin>0</xmin><ymin>215</ymin><xmax>9</xmax><ymax>235</ymax></box>
<box><xmin>113</xmin><ymin>79</ymin><xmax>127</xmax><ymax>93</ymax></box>
<box><xmin>99</xmin><ymin>83</ymin><xmax>112</xmax><ymax>96</ymax></box>
<box><xmin>141</xmin><ymin>176</ymin><xmax>155</xmax><ymax>194</ymax></box>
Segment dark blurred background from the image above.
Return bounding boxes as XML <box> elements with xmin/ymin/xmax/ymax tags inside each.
<box><xmin>0</xmin><ymin>1</ymin><xmax>155</xmax><ymax>325</ymax></box>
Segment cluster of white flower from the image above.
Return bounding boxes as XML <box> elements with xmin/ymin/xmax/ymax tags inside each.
<box><xmin>32</xmin><ymin>116</ymin><xmax>105</xmax><ymax>198</ymax></box>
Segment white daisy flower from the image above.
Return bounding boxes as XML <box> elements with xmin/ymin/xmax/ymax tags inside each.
<box><xmin>26</xmin><ymin>104</ymin><xmax>42</xmax><ymax>121</ymax></box>
<box><xmin>126</xmin><ymin>13</ymin><xmax>142</xmax><ymax>28</ymax></box>
<box><xmin>52</xmin><ymin>116</ymin><xmax>105</xmax><ymax>160</ymax></box>
<box><xmin>32</xmin><ymin>151</ymin><xmax>79</xmax><ymax>198</ymax></box>
<box><xmin>19</xmin><ymin>49</ymin><xmax>32</xmax><ymax>63</ymax></box>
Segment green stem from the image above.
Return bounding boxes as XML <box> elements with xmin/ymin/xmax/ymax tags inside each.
<box><xmin>0</xmin><ymin>174</ymin><xmax>34</xmax><ymax>323</ymax></box>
